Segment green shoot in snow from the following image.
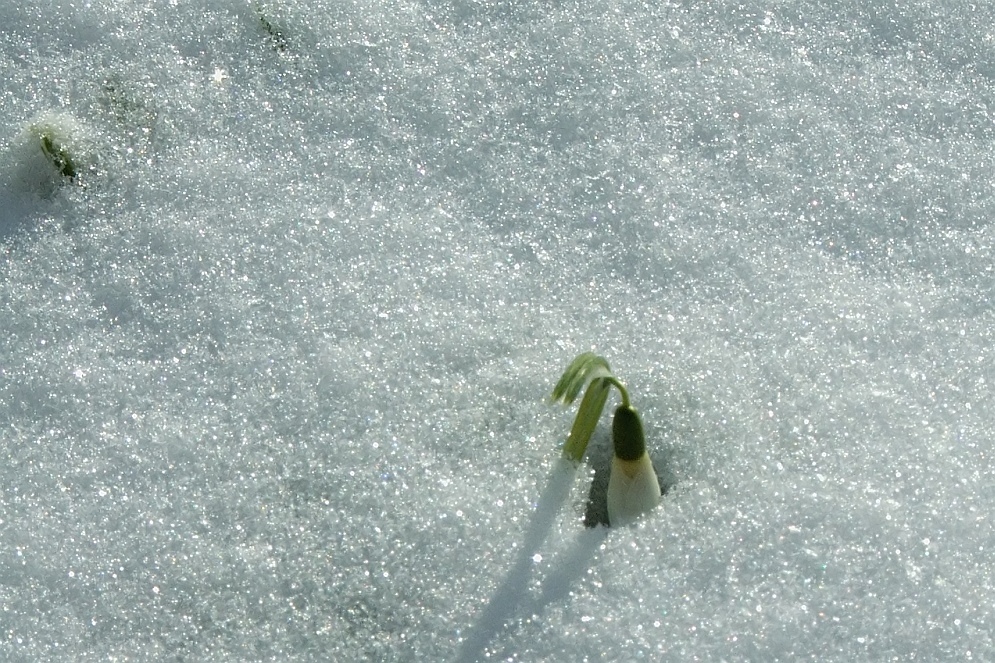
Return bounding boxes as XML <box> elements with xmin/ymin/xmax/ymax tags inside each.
<box><xmin>551</xmin><ymin>352</ymin><xmax>662</xmax><ymax>525</ymax></box>
<box><xmin>35</xmin><ymin>129</ymin><xmax>78</xmax><ymax>180</ymax></box>
<box><xmin>551</xmin><ymin>352</ymin><xmax>631</xmax><ymax>462</ymax></box>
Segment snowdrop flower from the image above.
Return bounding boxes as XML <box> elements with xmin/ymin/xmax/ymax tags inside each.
<box><xmin>551</xmin><ymin>352</ymin><xmax>661</xmax><ymax>526</ymax></box>
<box><xmin>607</xmin><ymin>404</ymin><xmax>661</xmax><ymax>527</ymax></box>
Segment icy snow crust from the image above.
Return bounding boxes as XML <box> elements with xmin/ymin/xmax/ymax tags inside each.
<box><xmin>2</xmin><ymin>0</ymin><xmax>995</xmax><ymax>660</ymax></box>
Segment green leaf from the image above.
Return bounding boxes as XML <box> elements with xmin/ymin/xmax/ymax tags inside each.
<box><xmin>561</xmin><ymin>377</ymin><xmax>611</xmax><ymax>462</ymax></box>
<box><xmin>550</xmin><ymin>352</ymin><xmax>612</xmax><ymax>405</ymax></box>
<box><xmin>37</xmin><ymin>131</ymin><xmax>77</xmax><ymax>179</ymax></box>
<box><xmin>551</xmin><ymin>352</ymin><xmax>620</xmax><ymax>461</ymax></box>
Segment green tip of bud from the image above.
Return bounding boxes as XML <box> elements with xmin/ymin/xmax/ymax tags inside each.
<box><xmin>612</xmin><ymin>405</ymin><xmax>646</xmax><ymax>461</ymax></box>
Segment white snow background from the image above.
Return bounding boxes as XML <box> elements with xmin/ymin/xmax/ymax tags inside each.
<box><xmin>2</xmin><ymin>0</ymin><xmax>994</xmax><ymax>660</ymax></box>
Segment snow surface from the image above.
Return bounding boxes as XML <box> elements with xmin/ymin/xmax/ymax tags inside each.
<box><xmin>2</xmin><ymin>0</ymin><xmax>995</xmax><ymax>660</ymax></box>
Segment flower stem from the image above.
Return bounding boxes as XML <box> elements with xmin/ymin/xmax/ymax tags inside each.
<box><xmin>604</xmin><ymin>377</ymin><xmax>631</xmax><ymax>409</ymax></box>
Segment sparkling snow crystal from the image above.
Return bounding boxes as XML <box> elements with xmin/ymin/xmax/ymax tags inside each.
<box><xmin>2</xmin><ymin>0</ymin><xmax>994</xmax><ymax>660</ymax></box>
